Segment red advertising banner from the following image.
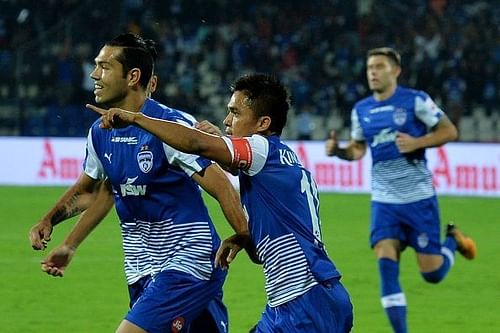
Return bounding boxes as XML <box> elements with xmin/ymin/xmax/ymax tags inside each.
<box><xmin>1</xmin><ymin>137</ymin><xmax>499</xmax><ymax>197</ymax></box>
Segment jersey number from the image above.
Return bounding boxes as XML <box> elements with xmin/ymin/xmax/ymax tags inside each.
<box><xmin>300</xmin><ymin>170</ymin><xmax>322</xmax><ymax>244</ymax></box>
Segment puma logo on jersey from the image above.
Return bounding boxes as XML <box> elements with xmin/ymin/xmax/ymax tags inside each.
<box><xmin>120</xmin><ymin>176</ymin><xmax>147</xmax><ymax>196</ymax></box>
<box><xmin>371</xmin><ymin>128</ymin><xmax>396</xmax><ymax>147</ymax></box>
<box><xmin>104</xmin><ymin>153</ymin><xmax>112</xmax><ymax>163</ymax></box>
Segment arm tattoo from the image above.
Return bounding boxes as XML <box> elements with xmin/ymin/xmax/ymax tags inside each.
<box><xmin>51</xmin><ymin>192</ymin><xmax>83</xmax><ymax>226</ymax></box>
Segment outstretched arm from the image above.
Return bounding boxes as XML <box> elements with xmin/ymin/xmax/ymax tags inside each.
<box><xmin>41</xmin><ymin>180</ymin><xmax>115</xmax><ymax>277</ymax></box>
<box><xmin>29</xmin><ymin>173</ymin><xmax>100</xmax><ymax>250</ymax></box>
<box><xmin>87</xmin><ymin>104</ymin><xmax>233</xmax><ymax>169</ymax></box>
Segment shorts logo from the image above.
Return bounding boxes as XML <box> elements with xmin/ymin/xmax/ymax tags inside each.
<box><xmin>171</xmin><ymin>317</ymin><xmax>185</xmax><ymax>333</ymax></box>
<box><xmin>393</xmin><ymin>108</ymin><xmax>407</xmax><ymax>126</ymax></box>
<box><xmin>137</xmin><ymin>145</ymin><xmax>153</xmax><ymax>173</ymax></box>
<box><xmin>417</xmin><ymin>233</ymin><xmax>429</xmax><ymax>248</ymax></box>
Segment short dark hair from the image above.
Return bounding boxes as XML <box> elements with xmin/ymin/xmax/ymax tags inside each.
<box><xmin>231</xmin><ymin>74</ymin><xmax>290</xmax><ymax>135</ymax></box>
<box><xmin>367</xmin><ymin>47</ymin><xmax>401</xmax><ymax>67</ymax></box>
<box><xmin>106</xmin><ymin>33</ymin><xmax>158</xmax><ymax>88</ymax></box>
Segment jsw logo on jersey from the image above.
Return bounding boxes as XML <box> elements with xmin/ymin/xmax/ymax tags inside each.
<box><xmin>120</xmin><ymin>176</ymin><xmax>147</xmax><ymax>196</ymax></box>
<box><xmin>371</xmin><ymin>128</ymin><xmax>396</xmax><ymax>147</ymax></box>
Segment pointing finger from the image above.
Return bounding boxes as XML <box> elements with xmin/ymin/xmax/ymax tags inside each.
<box><xmin>86</xmin><ymin>104</ymin><xmax>108</xmax><ymax>116</ymax></box>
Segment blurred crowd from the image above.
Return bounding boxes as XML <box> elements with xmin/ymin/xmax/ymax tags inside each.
<box><xmin>0</xmin><ymin>0</ymin><xmax>499</xmax><ymax>140</ymax></box>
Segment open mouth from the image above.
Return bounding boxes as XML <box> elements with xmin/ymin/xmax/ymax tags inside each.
<box><xmin>94</xmin><ymin>83</ymin><xmax>103</xmax><ymax>93</ymax></box>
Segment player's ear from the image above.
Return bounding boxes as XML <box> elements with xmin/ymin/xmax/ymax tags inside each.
<box><xmin>393</xmin><ymin>65</ymin><xmax>402</xmax><ymax>78</ymax></box>
<box><xmin>257</xmin><ymin>116</ymin><xmax>272</xmax><ymax>132</ymax></box>
<box><xmin>148</xmin><ymin>74</ymin><xmax>158</xmax><ymax>94</ymax></box>
<box><xmin>128</xmin><ymin>68</ymin><xmax>142</xmax><ymax>87</ymax></box>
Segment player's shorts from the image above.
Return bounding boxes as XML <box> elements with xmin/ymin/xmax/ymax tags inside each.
<box><xmin>125</xmin><ymin>268</ymin><xmax>228</xmax><ymax>333</ymax></box>
<box><xmin>128</xmin><ymin>275</ymin><xmax>154</xmax><ymax>309</ymax></box>
<box><xmin>370</xmin><ymin>196</ymin><xmax>441</xmax><ymax>254</ymax></box>
<box><xmin>253</xmin><ymin>278</ymin><xmax>353</xmax><ymax>333</ymax></box>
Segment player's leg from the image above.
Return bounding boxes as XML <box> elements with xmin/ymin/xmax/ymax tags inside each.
<box><xmin>407</xmin><ymin>196</ymin><xmax>475</xmax><ymax>284</ymax></box>
<box><xmin>446</xmin><ymin>223</ymin><xmax>476</xmax><ymax>260</ymax></box>
<box><xmin>371</xmin><ymin>201</ymin><xmax>407</xmax><ymax>333</ymax></box>
<box><xmin>416</xmin><ymin>226</ymin><xmax>476</xmax><ymax>283</ymax></box>
<box><xmin>116</xmin><ymin>320</ymin><xmax>148</xmax><ymax>333</ymax></box>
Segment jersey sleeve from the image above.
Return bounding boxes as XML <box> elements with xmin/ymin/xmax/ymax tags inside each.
<box><xmin>160</xmin><ymin>119</ymin><xmax>212</xmax><ymax>176</ymax></box>
<box><xmin>414</xmin><ymin>93</ymin><xmax>444</xmax><ymax>128</ymax></box>
<box><xmin>83</xmin><ymin>128</ymin><xmax>106</xmax><ymax>180</ymax></box>
<box><xmin>221</xmin><ymin>134</ymin><xmax>269</xmax><ymax>176</ymax></box>
<box><xmin>162</xmin><ymin>143</ymin><xmax>213</xmax><ymax>176</ymax></box>
<box><xmin>350</xmin><ymin>108</ymin><xmax>365</xmax><ymax>141</ymax></box>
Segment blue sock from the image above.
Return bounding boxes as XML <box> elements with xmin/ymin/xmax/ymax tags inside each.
<box><xmin>421</xmin><ymin>236</ymin><xmax>457</xmax><ymax>283</ymax></box>
<box><xmin>379</xmin><ymin>258</ymin><xmax>407</xmax><ymax>333</ymax></box>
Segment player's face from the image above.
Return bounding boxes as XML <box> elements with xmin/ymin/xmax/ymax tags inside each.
<box><xmin>223</xmin><ymin>91</ymin><xmax>261</xmax><ymax>137</ymax></box>
<box><xmin>90</xmin><ymin>46</ymin><xmax>129</xmax><ymax>106</ymax></box>
<box><xmin>366</xmin><ymin>55</ymin><xmax>399</xmax><ymax>93</ymax></box>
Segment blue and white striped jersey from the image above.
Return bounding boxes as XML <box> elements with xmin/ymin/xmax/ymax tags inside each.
<box><xmin>84</xmin><ymin>98</ymin><xmax>220</xmax><ymax>285</ymax></box>
<box><xmin>222</xmin><ymin>135</ymin><xmax>341</xmax><ymax>307</ymax></box>
<box><xmin>351</xmin><ymin>86</ymin><xmax>443</xmax><ymax>203</ymax></box>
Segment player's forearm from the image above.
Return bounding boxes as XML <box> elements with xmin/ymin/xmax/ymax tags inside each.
<box><xmin>134</xmin><ymin>114</ymin><xmax>232</xmax><ymax>166</ymax></box>
<box><xmin>199</xmin><ymin>166</ymin><xmax>249</xmax><ymax>235</ymax></box>
<box><xmin>416</xmin><ymin>120</ymin><xmax>458</xmax><ymax>149</ymax></box>
<box><xmin>217</xmin><ymin>190</ymin><xmax>249</xmax><ymax>236</ymax></box>
<box><xmin>43</xmin><ymin>188</ymin><xmax>94</xmax><ymax>226</ymax></box>
<box><xmin>63</xmin><ymin>187</ymin><xmax>114</xmax><ymax>250</ymax></box>
<box><xmin>135</xmin><ymin>114</ymin><xmax>201</xmax><ymax>152</ymax></box>
<box><xmin>334</xmin><ymin>143</ymin><xmax>366</xmax><ymax>161</ymax></box>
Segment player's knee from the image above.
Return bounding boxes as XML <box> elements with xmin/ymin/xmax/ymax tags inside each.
<box><xmin>421</xmin><ymin>270</ymin><xmax>445</xmax><ymax>284</ymax></box>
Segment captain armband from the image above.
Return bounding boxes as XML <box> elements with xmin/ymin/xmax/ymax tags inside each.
<box><xmin>229</xmin><ymin>137</ymin><xmax>253</xmax><ymax>171</ymax></box>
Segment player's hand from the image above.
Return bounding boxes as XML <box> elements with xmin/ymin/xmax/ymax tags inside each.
<box><xmin>325</xmin><ymin>130</ymin><xmax>339</xmax><ymax>156</ymax></box>
<box><xmin>395</xmin><ymin>131</ymin><xmax>419</xmax><ymax>153</ymax></box>
<box><xmin>41</xmin><ymin>244</ymin><xmax>75</xmax><ymax>277</ymax></box>
<box><xmin>86</xmin><ymin>104</ymin><xmax>139</xmax><ymax>129</ymax></box>
<box><xmin>29</xmin><ymin>219</ymin><xmax>53</xmax><ymax>250</ymax></box>
<box><xmin>195</xmin><ymin>120</ymin><xmax>223</xmax><ymax>136</ymax></box>
<box><xmin>215</xmin><ymin>233</ymin><xmax>251</xmax><ymax>269</ymax></box>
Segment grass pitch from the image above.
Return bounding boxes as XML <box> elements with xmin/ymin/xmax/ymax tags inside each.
<box><xmin>1</xmin><ymin>187</ymin><xmax>498</xmax><ymax>332</ymax></box>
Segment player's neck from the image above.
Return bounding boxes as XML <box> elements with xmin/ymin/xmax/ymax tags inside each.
<box><xmin>373</xmin><ymin>84</ymin><xmax>397</xmax><ymax>101</ymax></box>
<box><xmin>111</xmin><ymin>91</ymin><xmax>147</xmax><ymax>112</ymax></box>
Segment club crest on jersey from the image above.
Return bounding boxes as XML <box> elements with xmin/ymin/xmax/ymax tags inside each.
<box><xmin>393</xmin><ymin>108</ymin><xmax>407</xmax><ymax>126</ymax></box>
<box><xmin>137</xmin><ymin>145</ymin><xmax>153</xmax><ymax>173</ymax></box>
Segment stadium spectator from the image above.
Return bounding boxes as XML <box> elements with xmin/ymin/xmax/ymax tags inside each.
<box><xmin>295</xmin><ymin>104</ymin><xmax>315</xmax><ymax>140</ymax></box>
<box><xmin>28</xmin><ymin>33</ymin><xmax>250</xmax><ymax>333</ymax></box>
<box><xmin>88</xmin><ymin>73</ymin><xmax>354</xmax><ymax>333</ymax></box>
<box><xmin>2</xmin><ymin>1</ymin><xmax>499</xmax><ymax>139</ymax></box>
<box><xmin>325</xmin><ymin>47</ymin><xmax>477</xmax><ymax>333</ymax></box>
<box><xmin>0</xmin><ymin>0</ymin><xmax>500</xmax><ymax>139</ymax></box>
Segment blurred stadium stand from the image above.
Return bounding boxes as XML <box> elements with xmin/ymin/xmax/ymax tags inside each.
<box><xmin>0</xmin><ymin>0</ymin><xmax>498</xmax><ymax>141</ymax></box>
